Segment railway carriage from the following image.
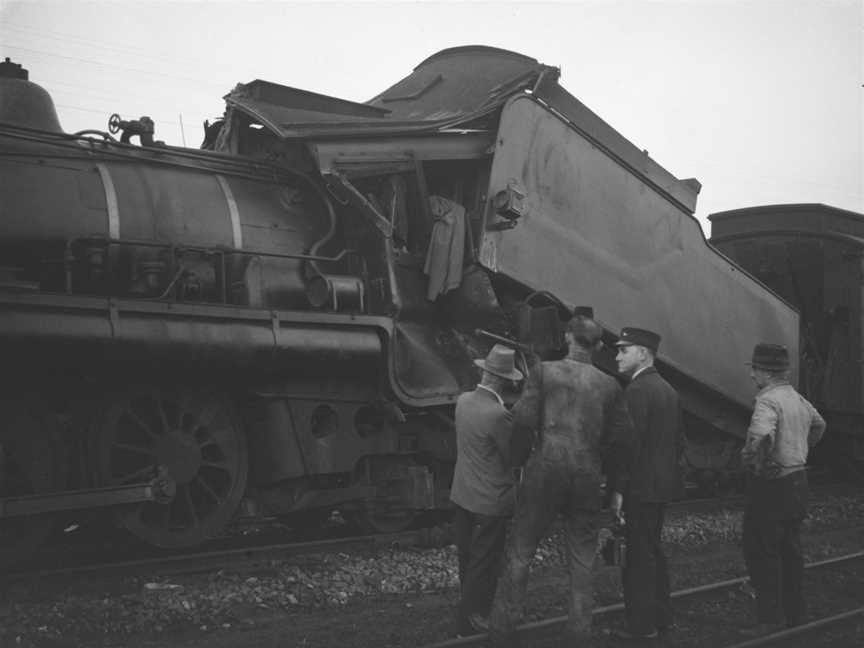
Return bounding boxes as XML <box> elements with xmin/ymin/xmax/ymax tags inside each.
<box><xmin>710</xmin><ymin>203</ymin><xmax>864</xmax><ymax>479</ymax></box>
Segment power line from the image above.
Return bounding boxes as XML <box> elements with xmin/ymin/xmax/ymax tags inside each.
<box><xmin>47</xmin><ymin>82</ymin><xmax>219</xmax><ymax>114</ymax></box>
<box><xmin>0</xmin><ymin>21</ymin><xmax>210</xmax><ymax>68</ymax></box>
<box><xmin>2</xmin><ymin>43</ymin><xmax>226</xmax><ymax>90</ymax></box>
<box><xmin>54</xmin><ymin>102</ymin><xmax>204</xmax><ymax>133</ymax></box>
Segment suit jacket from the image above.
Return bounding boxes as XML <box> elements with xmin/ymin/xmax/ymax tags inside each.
<box><xmin>450</xmin><ymin>387</ymin><xmax>515</xmax><ymax>516</ymax></box>
<box><xmin>512</xmin><ymin>353</ymin><xmax>632</xmax><ymax>508</ymax></box>
<box><xmin>614</xmin><ymin>366</ymin><xmax>685</xmax><ymax>503</ymax></box>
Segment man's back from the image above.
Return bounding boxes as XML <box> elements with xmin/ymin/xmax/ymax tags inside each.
<box><xmin>451</xmin><ymin>388</ymin><xmax>514</xmax><ymax>516</ymax></box>
<box><xmin>744</xmin><ymin>382</ymin><xmax>825</xmax><ymax>477</ymax></box>
<box><xmin>514</xmin><ymin>358</ymin><xmax>628</xmax><ymax>478</ymax></box>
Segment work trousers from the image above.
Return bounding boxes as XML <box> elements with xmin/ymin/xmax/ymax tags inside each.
<box><xmin>489</xmin><ymin>459</ymin><xmax>600</xmax><ymax>647</ymax></box>
<box><xmin>742</xmin><ymin>471</ymin><xmax>808</xmax><ymax>626</ymax></box>
<box><xmin>453</xmin><ymin>505</ymin><xmax>509</xmax><ymax>632</ymax></box>
<box><xmin>622</xmin><ymin>500</ymin><xmax>672</xmax><ymax>635</ymax></box>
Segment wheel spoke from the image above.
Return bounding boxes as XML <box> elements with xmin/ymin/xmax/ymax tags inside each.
<box><xmin>154</xmin><ymin>393</ymin><xmax>171</xmax><ymax>435</ymax></box>
<box><xmin>189</xmin><ymin>402</ymin><xmax>214</xmax><ymax>437</ymax></box>
<box><xmin>102</xmin><ymin>390</ymin><xmax>246</xmax><ymax>548</ymax></box>
<box><xmin>124</xmin><ymin>409</ymin><xmax>158</xmax><ymax>441</ymax></box>
<box><xmin>195</xmin><ymin>474</ymin><xmax>222</xmax><ymax>504</ymax></box>
<box><xmin>182</xmin><ymin>485</ymin><xmax>199</xmax><ymax>527</ymax></box>
<box><xmin>194</xmin><ymin>427</ymin><xmax>215</xmax><ymax>448</ymax></box>
<box><xmin>116</xmin><ymin>464</ymin><xmax>155</xmax><ymax>485</ymax></box>
<box><xmin>201</xmin><ymin>459</ymin><xmax>231</xmax><ymax>473</ymax></box>
<box><xmin>111</xmin><ymin>441</ymin><xmax>154</xmax><ymax>457</ymax></box>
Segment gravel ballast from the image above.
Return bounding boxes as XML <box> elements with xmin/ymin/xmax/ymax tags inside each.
<box><xmin>2</xmin><ymin>490</ymin><xmax>863</xmax><ymax>647</ymax></box>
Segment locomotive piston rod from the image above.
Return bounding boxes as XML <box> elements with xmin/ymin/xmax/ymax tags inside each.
<box><xmin>0</xmin><ymin>474</ymin><xmax>176</xmax><ymax>519</ymax></box>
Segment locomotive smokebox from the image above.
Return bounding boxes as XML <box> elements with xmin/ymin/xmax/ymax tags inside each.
<box><xmin>0</xmin><ymin>58</ymin><xmax>63</xmax><ymax>132</ymax></box>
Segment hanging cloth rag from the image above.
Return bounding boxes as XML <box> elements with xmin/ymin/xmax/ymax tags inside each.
<box><xmin>423</xmin><ymin>195</ymin><xmax>466</xmax><ymax>301</ymax></box>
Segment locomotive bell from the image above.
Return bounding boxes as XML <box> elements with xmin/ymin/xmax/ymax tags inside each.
<box><xmin>0</xmin><ymin>58</ymin><xmax>63</xmax><ymax>132</ymax></box>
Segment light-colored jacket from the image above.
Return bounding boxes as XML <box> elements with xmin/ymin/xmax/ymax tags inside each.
<box><xmin>742</xmin><ymin>382</ymin><xmax>826</xmax><ymax>478</ymax></box>
<box><xmin>450</xmin><ymin>387</ymin><xmax>514</xmax><ymax>516</ymax></box>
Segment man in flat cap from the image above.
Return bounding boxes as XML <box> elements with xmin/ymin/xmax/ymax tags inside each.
<box><xmin>451</xmin><ymin>344</ymin><xmax>522</xmax><ymax>636</ymax></box>
<box><xmin>610</xmin><ymin>327</ymin><xmax>685</xmax><ymax>641</ymax></box>
<box><xmin>489</xmin><ymin>309</ymin><xmax>632</xmax><ymax>646</ymax></box>
<box><xmin>739</xmin><ymin>343</ymin><xmax>825</xmax><ymax>636</ymax></box>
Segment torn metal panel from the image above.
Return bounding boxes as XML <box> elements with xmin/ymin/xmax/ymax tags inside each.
<box><xmin>367</xmin><ymin>45</ymin><xmax>557</xmax><ymax>121</ymax></box>
<box><xmin>322</xmin><ymin>173</ymin><xmax>394</xmax><ymax>238</ymax></box>
<box><xmin>224</xmin><ymin>46</ymin><xmax>556</xmax><ymax>141</ymax></box>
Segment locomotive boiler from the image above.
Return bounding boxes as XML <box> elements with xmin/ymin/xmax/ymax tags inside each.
<box><xmin>0</xmin><ymin>47</ymin><xmax>797</xmax><ymax>567</ymax></box>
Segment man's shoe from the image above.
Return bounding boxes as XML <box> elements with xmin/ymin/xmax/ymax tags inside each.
<box><xmin>737</xmin><ymin>622</ymin><xmax>783</xmax><ymax>637</ymax></box>
<box><xmin>613</xmin><ymin>628</ymin><xmax>659</xmax><ymax>640</ymax></box>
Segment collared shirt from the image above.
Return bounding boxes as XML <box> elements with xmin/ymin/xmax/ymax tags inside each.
<box><xmin>741</xmin><ymin>381</ymin><xmax>826</xmax><ymax>478</ymax></box>
<box><xmin>477</xmin><ymin>383</ymin><xmax>504</xmax><ymax>406</ymax></box>
<box><xmin>631</xmin><ymin>365</ymin><xmax>651</xmax><ymax>381</ymax></box>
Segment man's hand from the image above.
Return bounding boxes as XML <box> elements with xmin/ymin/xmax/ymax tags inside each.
<box><xmin>610</xmin><ymin>491</ymin><xmax>624</xmax><ymax>523</ymax></box>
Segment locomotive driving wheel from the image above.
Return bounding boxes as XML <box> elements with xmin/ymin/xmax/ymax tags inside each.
<box><xmin>94</xmin><ymin>388</ymin><xmax>248</xmax><ymax>548</ymax></box>
<box><xmin>0</xmin><ymin>400</ymin><xmax>66</xmax><ymax>570</ymax></box>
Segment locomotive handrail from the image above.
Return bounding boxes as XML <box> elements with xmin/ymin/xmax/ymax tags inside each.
<box><xmin>0</xmin><ymin>125</ymin><xmax>304</xmax><ymax>186</ymax></box>
<box><xmin>64</xmin><ymin>235</ymin><xmax>362</xmax><ymax>265</ymax></box>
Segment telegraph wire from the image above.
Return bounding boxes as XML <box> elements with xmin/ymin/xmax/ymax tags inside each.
<box><xmin>54</xmin><ymin>103</ymin><xmax>205</xmax><ymax>135</ymax></box>
<box><xmin>0</xmin><ymin>21</ymin><xmax>210</xmax><ymax>68</ymax></box>
<box><xmin>46</xmin><ymin>80</ymin><xmax>219</xmax><ymax>112</ymax></box>
<box><xmin>1</xmin><ymin>44</ymin><xmax>226</xmax><ymax>90</ymax></box>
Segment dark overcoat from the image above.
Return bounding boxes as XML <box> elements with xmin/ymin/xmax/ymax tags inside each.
<box><xmin>614</xmin><ymin>366</ymin><xmax>685</xmax><ymax>503</ymax></box>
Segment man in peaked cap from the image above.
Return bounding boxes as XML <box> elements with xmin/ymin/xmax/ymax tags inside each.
<box><xmin>610</xmin><ymin>327</ymin><xmax>685</xmax><ymax>641</ymax></box>
<box><xmin>451</xmin><ymin>344</ymin><xmax>522</xmax><ymax>636</ymax></box>
<box><xmin>489</xmin><ymin>309</ymin><xmax>632</xmax><ymax>646</ymax></box>
<box><xmin>738</xmin><ymin>343</ymin><xmax>825</xmax><ymax>636</ymax></box>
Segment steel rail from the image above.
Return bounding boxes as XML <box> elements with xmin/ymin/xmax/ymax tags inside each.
<box><xmin>9</xmin><ymin>529</ymin><xmax>424</xmax><ymax>581</ymax></box>
<box><xmin>419</xmin><ymin>550</ymin><xmax>864</xmax><ymax>648</ymax></box>
<box><xmin>722</xmin><ymin>606</ymin><xmax>864</xmax><ymax>647</ymax></box>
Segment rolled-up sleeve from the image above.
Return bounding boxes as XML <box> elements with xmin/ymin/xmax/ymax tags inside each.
<box><xmin>807</xmin><ymin>404</ymin><xmax>826</xmax><ymax>448</ymax></box>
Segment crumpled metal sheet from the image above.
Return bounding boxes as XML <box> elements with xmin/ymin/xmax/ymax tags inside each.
<box><xmin>223</xmin><ymin>45</ymin><xmax>557</xmax><ymax>140</ymax></box>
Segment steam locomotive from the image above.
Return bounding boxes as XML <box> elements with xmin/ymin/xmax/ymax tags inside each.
<box><xmin>0</xmin><ymin>46</ymin><xmax>830</xmax><ymax>568</ymax></box>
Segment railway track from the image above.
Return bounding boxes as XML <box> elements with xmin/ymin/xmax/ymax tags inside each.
<box><xmin>419</xmin><ymin>550</ymin><xmax>864</xmax><ymax>648</ymax></box>
<box><xmin>7</xmin><ymin>527</ymin><xmax>442</xmax><ymax>581</ymax></box>
<box><xmin>6</xmin><ymin>479</ymin><xmax>852</xmax><ymax>582</ymax></box>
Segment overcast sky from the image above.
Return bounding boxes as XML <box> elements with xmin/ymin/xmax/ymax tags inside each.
<box><xmin>1</xmin><ymin>0</ymin><xmax>862</xmax><ymax>231</ymax></box>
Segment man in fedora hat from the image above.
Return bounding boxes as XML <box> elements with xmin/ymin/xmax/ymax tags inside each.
<box><xmin>451</xmin><ymin>343</ymin><xmax>523</xmax><ymax>636</ymax></box>
<box><xmin>739</xmin><ymin>343</ymin><xmax>825</xmax><ymax>636</ymax></box>
<box><xmin>489</xmin><ymin>310</ymin><xmax>632</xmax><ymax>646</ymax></box>
<box><xmin>610</xmin><ymin>326</ymin><xmax>685</xmax><ymax>641</ymax></box>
